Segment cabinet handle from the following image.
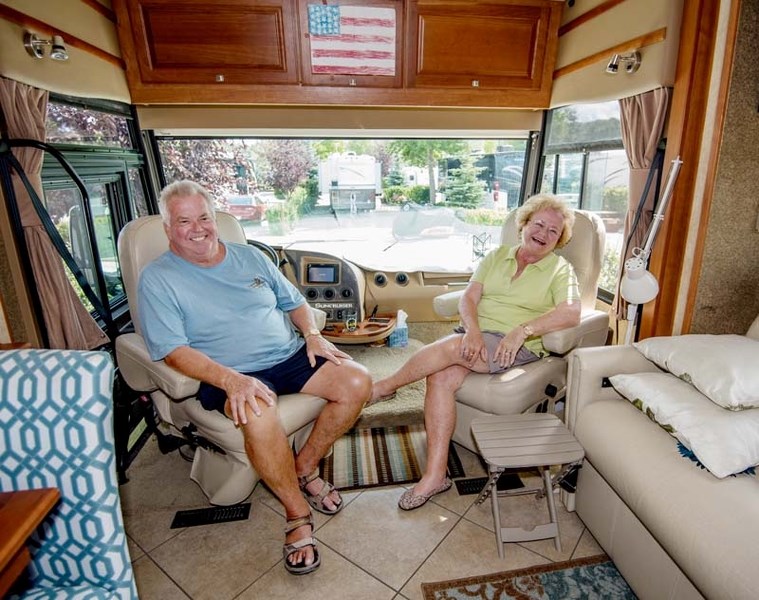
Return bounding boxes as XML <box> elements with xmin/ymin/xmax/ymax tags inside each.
<box><xmin>215</xmin><ymin>74</ymin><xmax>225</xmax><ymax>82</ymax></box>
<box><xmin>471</xmin><ymin>80</ymin><xmax>480</xmax><ymax>88</ymax></box>
<box><xmin>349</xmin><ymin>78</ymin><xmax>357</xmax><ymax>87</ymax></box>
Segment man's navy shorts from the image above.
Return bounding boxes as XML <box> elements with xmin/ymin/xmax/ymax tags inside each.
<box><xmin>197</xmin><ymin>345</ymin><xmax>328</xmax><ymax>414</ymax></box>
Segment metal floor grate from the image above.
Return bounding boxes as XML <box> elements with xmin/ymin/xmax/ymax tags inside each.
<box><xmin>171</xmin><ymin>502</ymin><xmax>251</xmax><ymax>529</ymax></box>
<box><xmin>455</xmin><ymin>473</ymin><xmax>524</xmax><ymax>496</ymax></box>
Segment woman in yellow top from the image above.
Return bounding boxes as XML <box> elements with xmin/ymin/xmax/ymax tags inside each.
<box><xmin>371</xmin><ymin>194</ymin><xmax>581</xmax><ymax>510</ymax></box>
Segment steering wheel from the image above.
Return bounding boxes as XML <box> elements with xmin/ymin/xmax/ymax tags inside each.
<box><xmin>247</xmin><ymin>240</ymin><xmax>280</xmax><ymax>266</ymax></box>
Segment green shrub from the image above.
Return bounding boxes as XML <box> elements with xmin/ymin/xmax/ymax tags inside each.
<box><xmin>603</xmin><ymin>186</ymin><xmax>628</xmax><ymax>212</ymax></box>
<box><xmin>599</xmin><ymin>245</ymin><xmax>621</xmax><ymax>293</ymax></box>
<box><xmin>266</xmin><ymin>203</ymin><xmax>294</xmax><ymax>224</ymax></box>
<box><xmin>457</xmin><ymin>208</ymin><xmax>506</xmax><ymax>226</ymax></box>
<box><xmin>407</xmin><ymin>185</ymin><xmax>430</xmax><ymax>205</ymax></box>
<box><xmin>382</xmin><ymin>185</ymin><xmax>409</xmax><ymax>205</ymax></box>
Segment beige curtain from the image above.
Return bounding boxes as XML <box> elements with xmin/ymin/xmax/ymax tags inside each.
<box><xmin>0</xmin><ymin>78</ymin><xmax>108</xmax><ymax>349</ymax></box>
<box><xmin>612</xmin><ymin>87</ymin><xmax>671</xmax><ymax>320</ymax></box>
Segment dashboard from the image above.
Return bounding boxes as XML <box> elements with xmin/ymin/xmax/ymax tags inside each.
<box><xmin>282</xmin><ymin>249</ymin><xmax>365</xmax><ymax>324</ymax></box>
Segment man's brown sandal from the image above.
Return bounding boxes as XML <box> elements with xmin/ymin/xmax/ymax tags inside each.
<box><xmin>298</xmin><ymin>470</ymin><xmax>343</xmax><ymax>515</ymax></box>
<box><xmin>283</xmin><ymin>513</ymin><xmax>320</xmax><ymax>575</ymax></box>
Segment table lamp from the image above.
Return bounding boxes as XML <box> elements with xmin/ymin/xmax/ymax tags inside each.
<box><xmin>620</xmin><ymin>156</ymin><xmax>682</xmax><ymax>345</ymax></box>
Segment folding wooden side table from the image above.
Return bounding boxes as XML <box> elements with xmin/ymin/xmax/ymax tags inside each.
<box><xmin>471</xmin><ymin>413</ymin><xmax>584</xmax><ymax>558</ymax></box>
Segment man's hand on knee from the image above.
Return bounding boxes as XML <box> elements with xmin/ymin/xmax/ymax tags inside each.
<box><xmin>223</xmin><ymin>373</ymin><xmax>276</xmax><ymax>425</ymax></box>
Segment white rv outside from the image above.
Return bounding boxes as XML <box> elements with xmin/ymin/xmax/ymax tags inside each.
<box><xmin>319</xmin><ymin>152</ymin><xmax>381</xmax><ymax>212</ymax></box>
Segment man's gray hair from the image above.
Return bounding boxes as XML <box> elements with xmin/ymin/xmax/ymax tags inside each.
<box><xmin>158</xmin><ymin>180</ymin><xmax>216</xmax><ymax>225</ymax></box>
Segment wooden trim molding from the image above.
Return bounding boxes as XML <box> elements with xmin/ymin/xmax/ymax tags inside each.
<box><xmin>558</xmin><ymin>0</ymin><xmax>627</xmax><ymax>37</ymax></box>
<box><xmin>79</xmin><ymin>0</ymin><xmax>116</xmax><ymax>23</ymax></box>
<box><xmin>639</xmin><ymin>0</ymin><xmax>721</xmax><ymax>339</ymax></box>
<box><xmin>553</xmin><ymin>28</ymin><xmax>667</xmax><ymax>80</ymax></box>
<box><xmin>679</xmin><ymin>0</ymin><xmax>742</xmax><ymax>333</ymax></box>
<box><xmin>0</xmin><ymin>4</ymin><xmax>124</xmax><ymax>70</ymax></box>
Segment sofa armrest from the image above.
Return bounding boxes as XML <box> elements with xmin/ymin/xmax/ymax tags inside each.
<box><xmin>115</xmin><ymin>333</ymin><xmax>200</xmax><ymax>399</ymax></box>
<box><xmin>565</xmin><ymin>345</ymin><xmax>661</xmax><ymax>432</ymax></box>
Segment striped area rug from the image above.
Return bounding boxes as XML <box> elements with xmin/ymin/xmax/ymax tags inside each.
<box><xmin>320</xmin><ymin>424</ymin><xmax>428</xmax><ymax>491</ymax></box>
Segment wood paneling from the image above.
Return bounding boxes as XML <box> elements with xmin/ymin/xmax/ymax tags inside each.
<box><xmin>640</xmin><ymin>0</ymin><xmax>720</xmax><ymax>339</ymax></box>
<box><xmin>407</xmin><ymin>0</ymin><xmax>562</xmax><ymax>96</ymax></box>
<box><xmin>119</xmin><ymin>0</ymin><xmax>299</xmax><ymax>85</ymax></box>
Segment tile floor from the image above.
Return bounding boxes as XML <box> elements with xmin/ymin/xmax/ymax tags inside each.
<box><xmin>120</xmin><ymin>436</ymin><xmax>604</xmax><ymax>600</ymax></box>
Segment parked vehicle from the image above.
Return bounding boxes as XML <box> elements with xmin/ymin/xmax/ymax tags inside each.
<box><xmin>319</xmin><ymin>152</ymin><xmax>380</xmax><ymax>212</ymax></box>
<box><xmin>224</xmin><ymin>195</ymin><xmax>267</xmax><ymax>222</ymax></box>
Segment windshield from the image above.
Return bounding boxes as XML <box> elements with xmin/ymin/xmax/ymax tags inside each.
<box><xmin>155</xmin><ymin>138</ymin><xmax>529</xmax><ymax>273</ymax></box>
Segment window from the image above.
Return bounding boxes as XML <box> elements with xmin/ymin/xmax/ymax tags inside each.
<box><xmin>153</xmin><ymin>137</ymin><xmax>533</xmax><ymax>274</ymax></box>
<box><xmin>41</xmin><ymin>98</ymin><xmax>152</xmax><ymax>327</ymax></box>
<box><xmin>539</xmin><ymin>101</ymin><xmax>629</xmax><ymax>298</ymax></box>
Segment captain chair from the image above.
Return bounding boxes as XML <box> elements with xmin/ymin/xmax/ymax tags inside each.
<box><xmin>115</xmin><ymin>211</ymin><xmax>326</xmax><ymax>505</ymax></box>
<box><xmin>433</xmin><ymin>209</ymin><xmax>609</xmax><ymax>453</ymax></box>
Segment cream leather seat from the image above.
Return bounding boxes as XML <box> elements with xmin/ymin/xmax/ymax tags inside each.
<box><xmin>433</xmin><ymin>209</ymin><xmax>609</xmax><ymax>453</ymax></box>
<box><xmin>115</xmin><ymin>212</ymin><xmax>326</xmax><ymax>505</ymax></box>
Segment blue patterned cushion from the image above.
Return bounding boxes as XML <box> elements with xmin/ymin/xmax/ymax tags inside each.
<box><xmin>0</xmin><ymin>350</ymin><xmax>137</xmax><ymax>599</ymax></box>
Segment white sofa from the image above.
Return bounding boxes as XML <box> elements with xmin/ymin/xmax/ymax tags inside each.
<box><xmin>565</xmin><ymin>314</ymin><xmax>759</xmax><ymax>600</ymax></box>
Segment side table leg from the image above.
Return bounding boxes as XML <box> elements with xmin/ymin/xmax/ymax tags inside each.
<box><xmin>490</xmin><ymin>468</ymin><xmax>505</xmax><ymax>559</ymax></box>
<box><xmin>542</xmin><ymin>468</ymin><xmax>561</xmax><ymax>552</ymax></box>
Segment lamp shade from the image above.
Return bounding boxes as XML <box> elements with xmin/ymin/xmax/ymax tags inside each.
<box><xmin>620</xmin><ymin>256</ymin><xmax>659</xmax><ymax>305</ymax></box>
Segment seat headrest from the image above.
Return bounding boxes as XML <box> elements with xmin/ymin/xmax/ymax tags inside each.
<box><xmin>500</xmin><ymin>209</ymin><xmax>606</xmax><ymax>311</ymax></box>
<box><xmin>117</xmin><ymin>211</ymin><xmax>246</xmax><ymax>336</ymax></box>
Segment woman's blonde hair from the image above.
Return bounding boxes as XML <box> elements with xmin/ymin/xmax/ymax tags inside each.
<box><xmin>515</xmin><ymin>194</ymin><xmax>575</xmax><ymax>248</ymax></box>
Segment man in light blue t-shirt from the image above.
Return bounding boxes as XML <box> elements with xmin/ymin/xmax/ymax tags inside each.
<box><xmin>138</xmin><ymin>180</ymin><xmax>371</xmax><ymax>576</ymax></box>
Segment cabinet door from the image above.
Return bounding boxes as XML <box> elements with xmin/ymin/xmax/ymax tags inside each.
<box><xmin>298</xmin><ymin>0</ymin><xmax>403</xmax><ymax>88</ymax></box>
<box><xmin>406</xmin><ymin>0</ymin><xmax>562</xmax><ymax>92</ymax></box>
<box><xmin>118</xmin><ymin>0</ymin><xmax>299</xmax><ymax>85</ymax></box>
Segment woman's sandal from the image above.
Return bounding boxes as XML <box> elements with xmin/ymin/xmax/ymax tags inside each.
<box><xmin>283</xmin><ymin>513</ymin><xmax>320</xmax><ymax>575</ymax></box>
<box><xmin>298</xmin><ymin>470</ymin><xmax>343</xmax><ymax>515</ymax></box>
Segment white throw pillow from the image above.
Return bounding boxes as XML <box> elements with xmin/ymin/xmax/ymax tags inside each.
<box><xmin>610</xmin><ymin>372</ymin><xmax>759</xmax><ymax>478</ymax></box>
<box><xmin>634</xmin><ymin>334</ymin><xmax>759</xmax><ymax>410</ymax></box>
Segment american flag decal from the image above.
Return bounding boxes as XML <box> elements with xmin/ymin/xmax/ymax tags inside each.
<box><xmin>307</xmin><ymin>4</ymin><xmax>396</xmax><ymax>76</ymax></box>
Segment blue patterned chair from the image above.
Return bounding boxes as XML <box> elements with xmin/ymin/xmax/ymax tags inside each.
<box><xmin>0</xmin><ymin>350</ymin><xmax>137</xmax><ymax>599</ymax></box>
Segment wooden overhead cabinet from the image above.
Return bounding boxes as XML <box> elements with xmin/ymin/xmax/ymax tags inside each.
<box><xmin>114</xmin><ymin>0</ymin><xmax>563</xmax><ymax>107</ymax></box>
<box><xmin>406</xmin><ymin>0</ymin><xmax>562</xmax><ymax>98</ymax></box>
<box><xmin>115</xmin><ymin>0</ymin><xmax>300</xmax><ymax>86</ymax></box>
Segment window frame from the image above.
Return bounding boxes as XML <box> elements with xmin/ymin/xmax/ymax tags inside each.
<box><xmin>41</xmin><ymin>96</ymin><xmax>155</xmax><ymax>331</ymax></box>
<box><xmin>538</xmin><ymin>104</ymin><xmax>628</xmax><ymax>303</ymax></box>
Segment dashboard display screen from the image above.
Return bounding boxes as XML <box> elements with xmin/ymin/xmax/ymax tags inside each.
<box><xmin>306</xmin><ymin>263</ymin><xmax>338</xmax><ymax>284</ymax></box>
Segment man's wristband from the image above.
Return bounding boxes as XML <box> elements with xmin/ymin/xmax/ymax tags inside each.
<box><xmin>303</xmin><ymin>328</ymin><xmax>322</xmax><ymax>340</ymax></box>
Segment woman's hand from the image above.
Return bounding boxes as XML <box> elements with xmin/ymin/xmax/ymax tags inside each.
<box><xmin>493</xmin><ymin>327</ymin><xmax>528</xmax><ymax>368</ymax></box>
<box><xmin>460</xmin><ymin>329</ymin><xmax>487</xmax><ymax>366</ymax></box>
